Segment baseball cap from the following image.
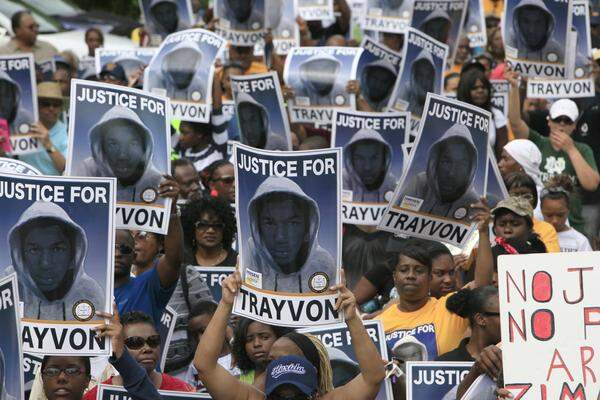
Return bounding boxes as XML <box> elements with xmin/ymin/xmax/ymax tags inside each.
<box><xmin>100</xmin><ymin>62</ymin><xmax>127</xmax><ymax>83</ymax></box>
<box><xmin>549</xmin><ymin>99</ymin><xmax>579</xmax><ymax>122</ymax></box>
<box><xmin>265</xmin><ymin>356</ymin><xmax>318</xmax><ymax>397</ymax></box>
<box><xmin>491</xmin><ymin>196</ymin><xmax>533</xmax><ymax>219</ymax></box>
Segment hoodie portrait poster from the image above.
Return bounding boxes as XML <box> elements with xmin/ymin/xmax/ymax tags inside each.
<box><xmin>502</xmin><ymin>0</ymin><xmax>572</xmax><ymax>78</ymax></box>
<box><xmin>284</xmin><ymin>46</ymin><xmax>363</xmax><ymax>124</ymax></box>
<box><xmin>406</xmin><ymin>362</ymin><xmax>473</xmax><ymax>400</ymax></box>
<box><xmin>300</xmin><ymin>320</ymin><xmax>393</xmax><ymax>400</ymax></box>
<box><xmin>67</xmin><ymin>80</ymin><xmax>172</xmax><ymax>235</ymax></box>
<box><xmin>0</xmin><ymin>54</ymin><xmax>39</xmax><ymax>156</ymax></box>
<box><xmin>332</xmin><ymin>110</ymin><xmax>408</xmax><ymax>225</ymax></box>
<box><xmin>98</xmin><ymin>384</ymin><xmax>211</xmax><ymax>399</ymax></box>
<box><xmin>362</xmin><ymin>0</ymin><xmax>414</xmax><ymax>33</ymax></box>
<box><xmin>95</xmin><ymin>48</ymin><xmax>157</xmax><ymax>79</ymax></box>
<box><xmin>215</xmin><ymin>0</ymin><xmax>266</xmax><ymax>46</ymax></box>
<box><xmin>0</xmin><ymin>173</ymin><xmax>115</xmax><ymax>356</ymax></box>
<box><xmin>297</xmin><ymin>0</ymin><xmax>335</xmax><ymax>21</ymax></box>
<box><xmin>464</xmin><ymin>0</ymin><xmax>486</xmax><ymax>48</ymax></box>
<box><xmin>256</xmin><ymin>0</ymin><xmax>299</xmax><ymax>55</ymax></box>
<box><xmin>378</xmin><ymin>94</ymin><xmax>490</xmax><ymax>249</ymax></box>
<box><xmin>0</xmin><ymin>274</ymin><xmax>23</xmax><ymax>400</ymax></box>
<box><xmin>232</xmin><ymin>143</ymin><xmax>343</xmax><ymax>327</ymax></box>
<box><xmin>139</xmin><ymin>0</ymin><xmax>194</xmax><ymax>43</ymax></box>
<box><xmin>231</xmin><ymin>72</ymin><xmax>292</xmax><ymax>151</ymax></box>
<box><xmin>357</xmin><ymin>37</ymin><xmax>403</xmax><ymax>112</ymax></box>
<box><xmin>144</xmin><ymin>29</ymin><xmax>227</xmax><ymax>123</ymax></box>
<box><xmin>388</xmin><ymin>29</ymin><xmax>448</xmax><ymax>129</ymax></box>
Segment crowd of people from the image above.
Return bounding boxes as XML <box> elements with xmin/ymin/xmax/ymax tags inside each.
<box><xmin>0</xmin><ymin>0</ymin><xmax>598</xmax><ymax>399</ymax></box>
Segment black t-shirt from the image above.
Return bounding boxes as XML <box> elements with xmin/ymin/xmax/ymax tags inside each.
<box><xmin>574</xmin><ymin>93</ymin><xmax>600</xmax><ymax>204</ymax></box>
<box><xmin>182</xmin><ymin>249</ymin><xmax>238</xmax><ymax>267</ymax></box>
<box><xmin>363</xmin><ymin>262</ymin><xmax>394</xmax><ymax>298</ymax></box>
<box><xmin>435</xmin><ymin>338</ymin><xmax>474</xmax><ymax>362</ymax></box>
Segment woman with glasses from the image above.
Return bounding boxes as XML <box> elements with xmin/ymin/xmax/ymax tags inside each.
<box><xmin>181</xmin><ymin>196</ymin><xmax>237</xmax><ymax>267</ymax></box>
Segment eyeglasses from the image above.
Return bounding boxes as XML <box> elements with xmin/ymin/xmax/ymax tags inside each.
<box><xmin>481</xmin><ymin>311</ymin><xmax>500</xmax><ymax>317</ymax></box>
<box><xmin>42</xmin><ymin>366</ymin><xmax>85</xmax><ymax>377</ymax></box>
<box><xmin>194</xmin><ymin>221</ymin><xmax>225</xmax><ymax>231</ymax></box>
<box><xmin>124</xmin><ymin>334</ymin><xmax>161</xmax><ymax>350</ymax></box>
<box><xmin>115</xmin><ymin>244</ymin><xmax>133</xmax><ymax>255</ymax></box>
<box><xmin>39</xmin><ymin>100</ymin><xmax>62</xmax><ymax>109</ymax></box>
<box><xmin>551</xmin><ymin>116</ymin><xmax>574</xmax><ymax>125</ymax></box>
<box><xmin>212</xmin><ymin>176</ymin><xmax>235</xmax><ymax>184</ymax></box>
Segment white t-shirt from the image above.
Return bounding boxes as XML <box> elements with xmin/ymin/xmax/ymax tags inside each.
<box><xmin>557</xmin><ymin>228</ymin><xmax>592</xmax><ymax>252</ymax></box>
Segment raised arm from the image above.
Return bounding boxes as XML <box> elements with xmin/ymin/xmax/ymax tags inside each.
<box><xmin>555</xmin><ymin>136</ymin><xmax>600</xmax><ymax>191</ymax></box>
<box><xmin>471</xmin><ymin>198</ymin><xmax>494</xmax><ymax>288</ymax></box>
<box><xmin>504</xmin><ymin>68</ymin><xmax>529</xmax><ymax>139</ymax></box>
<box><xmin>157</xmin><ymin>175</ymin><xmax>184</xmax><ymax>287</ymax></box>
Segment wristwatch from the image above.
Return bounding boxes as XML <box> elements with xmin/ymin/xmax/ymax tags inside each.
<box><xmin>46</xmin><ymin>145</ymin><xmax>56</xmax><ymax>154</ymax></box>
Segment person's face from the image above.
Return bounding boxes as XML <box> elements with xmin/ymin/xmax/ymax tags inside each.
<box><xmin>429</xmin><ymin>254</ymin><xmax>456</xmax><ymax>298</ymax></box>
<box><xmin>134</xmin><ymin>231</ymin><xmax>161</xmax><ymax>266</ymax></box>
<box><xmin>456</xmin><ymin>38</ymin><xmax>471</xmax><ymax>64</ymax></box>
<box><xmin>517</xmin><ymin>7</ymin><xmax>550</xmax><ymax>49</ymax></box>
<box><xmin>179</xmin><ymin>122</ymin><xmax>206</xmax><ymax>149</ymax></box>
<box><xmin>268</xmin><ymin>337</ymin><xmax>303</xmax><ymax>361</ymax></box>
<box><xmin>101</xmin><ymin>120</ymin><xmax>146</xmax><ymax>181</ymax></box>
<box><xmin>548</xmin><ymin>116</ymin><xmax>576</xmax><ymax>136</ymax></box>
<box><xmin>351</xmin><ymin>140</ymin><xmax>386</xmax><ymax>187</ymax></box>
<box><xmin>85</xmin><ymin>31</ymin><xmax>103</xmax><ymax>56</ymax></box>
<box><xmin>269</xmin><ymin>384</ymin><xmax>312</xmax><ymax>400</ymax></box>
<box><xmin>39</xmin><ymin>97</ymin><xmax>62</xmax><ymax>128</ymax></box>
<box><xmin>365</xmin><ymin>67</ymin><xmax>395</xmax><ymax>102</ymax></box>
<box><xmin>541</xmin><ymin>197</ymin><xmax>569</xmax><ymax>232</ymax></box>
<box><xmin>239</xmin><ymin>102</ymin><xmax>266</xmax><ymax>148</ymax></box>
<box><xmin>509</xmin><ymin>185</ymin><xmax>536</xmax><ymax>209</ymax></box>
<box><xmin>245</xmin><ymin>322</ymin><xmax>278</xmax><ymax>367</ymax></box>
<box><xmin>0</xmin><ymin>80</ymin><xmax>17</xmax><ymax>122</ymax></box>
<box><xmin>490</xmin><ymin>30</ymin><xmax>504</xmax><ymax>58</ymax></box>
<box><xmin>493</xmin><ymin>212</ymin><xmax>530</xmax><ymax>241</ymax></box>
<box><xmin>435</xmin><ymin>141</ymin><xmax>472</xmax><ymax>202</ymax></box>
<box><xmin>412</xmin><ymin>60</ymin><xmax>435</xmax><ymax>102</ymax></box>
<box><xmin>478</xmin><ymin>296</ymin><xmax>501</xmax><ymax>344</ymax></box>
<box><xmin>165</xmin><ymin>49</ymin><xmax>198</xmax><ymax>89</ymax></box>
<box><xmin>194</xmin><ymin>211</ymin><xmax>225</xmax><ymax>249</ymax></box>
<box><xmin>393</xmin><ymin>343</ymin><xmax>423</xmax><ymax>372</ymax></box>
<box><xmin>124</xmin><ymin>323</ymin><xmax>161</xmax><ymax>373</ymax></box>
<box><xmin>152</xmin><ymin>2</ymin><xmax>179</xmax><ymax>33</ymax></box>
<box><xmin>54</xmin><ymin>69</ymin><xmax>71</xmax><ymax>97</ymax></box>
<box><xmin>222</xmin><ymin>67</ymin><xmax>243</xmax><ymax>97</ymax></box>
<box><xmin>114</xmin><ymin>230</ymin><xmax>134</xmax><ymax>278</ymax></box>
<box><xmin>23</xmin><ymin>224</ymin><xmax>72</xmax><ymax>293</ymax></box>
<box><xmin>42</xmin><ymin>356</ymin><xmax>90</xmax><ymax>400</ymax></box>
<box><xmin>229</xmin><ymin>46</ymin><xmax>254</xmax><ymax>71</ymax></box>
<box><xmin>225</xmin><ymin>0</ymin><xmax>254</xmax><ymax>22</ymax></box>
<box><xmin>445</xmin><ymin>76</ymin><xmax>459</xmax><ymax>93</ymax></box>
<box><xmin>174</xmin><ymin>164</ymin><xmax>201</xmax><ymax>200</ymax></box>
<box><xmin>470</xmin><ymin>79</ymin><xmax>489</xmax><ymax>107</ymax></box>
<box><xmin>15</xmin><ymin>14</ymin><xmax>39</xmax><ymax>46</ymax></box>
<box><xmin>498</xmin><ymin>149</ymin><xmax>523</xmax><ymax>180</ymax></box>
<box><xmin>393</xmin><ymin>255</ymin><xmax>431</xmax><ymax>302</ymax></box>
<box><xmin>259</xmin><ymin>197</ymin><xmax>307</xmax><ymax>269</ymax></box>
<box><xmin>209</xmin><ymin>164</ymin><xmax>235</xmax><ymax>203</ymax></box>
<box><xmin>305</xmin><ymin>59</ymin><xmax>338</xmax><ymax>95</ymax></box>
<box><xmin>421</xmin><ymin>17</ymin><xmax>450</xmax><ymax>43</ymax></box>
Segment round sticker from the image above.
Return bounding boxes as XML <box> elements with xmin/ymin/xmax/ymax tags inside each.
<box><xmin>282</xmin><ymin>29</ymin><xmax>290</xmax><ymax>38</ymax></box>
<box><xmin>575</xmin><ymin>67</ymin><xmax>584</xmax><ymax>78</ymax></box>
<box><xmin>252</xmin><ymin>22</ymin><xmax>261</xmax><ymax>30</ymax></box>
<box><xmin>73</xmin><ymin>300</ymin><xmax>95</xmax><ymax>322</ymax></box>
<box><xmin>384</xmin><ymin>191</ymin><xmax>394</xmax><ymax>202</ymax></box>
<box><xmin>309</xmin><ymin>272</ymin><xmax>330</xmax><ymax>293</ymax></box>
<box><xmin>546</xmin><ymin>53</ymin><xmax>558</xmax><ymax>62</ymax></box>
<box><xmin>402</xmin><ymin>11</ymin><xmax>410</xmax><ymax>17</ymax></box>
<box><xmin>470</xmin><ymin>25</ymin><xmax>477</xmax><ymax>32</ymax></box>
<box><xmin>581</xmin><ymin>123</ymin><xmax>589</xmax><ymax>136</ymax></box>
<box><xmin>19</xmin><ymin>123</ymin><xmax>30</xmax><ymax>134</ymax></box>
<box><xmin>191</xmin><ymin>91</ymin><xmax>202</xmax><ymax>101</ymax></box>
<box><xmin>334</xmin><ymin>95</ymin><xmax>346</xmax><ymax>105</ymax></box>
<box><xmin>454</xmin><ymin>207</ymin><xmax>468</xmax><ymax>220</ymax></box>
<box><xmin>141</xmin><ymin>187</ymin><xmax>158</xmax><ymax>203</ymax></box>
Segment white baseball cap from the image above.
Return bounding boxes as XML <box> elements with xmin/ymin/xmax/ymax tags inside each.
<box><xmin>549</xmin><ymin>99</ymin><xmax>579</xmax><ymax>122</ymax></box>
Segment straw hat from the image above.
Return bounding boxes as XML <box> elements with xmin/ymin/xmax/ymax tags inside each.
<box><xmin>37</xmin><ymin>82</ymin><xmax>63</xmax><ymax>101</ymax></box>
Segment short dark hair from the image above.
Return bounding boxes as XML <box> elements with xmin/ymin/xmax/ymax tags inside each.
<box><xmin>180</xmin><ymin>121</ymin><xmax>212</xmax><ymax>137</ymax></box>
<box><xmin>181</xmin><ymin>196</ymin><xmax>237</xmax><ymax>251</ymax></box>
<box><xmin>427</xmin><ymin>240</ymin><xmax>452</xmax><ymax>261</ymax></box>
<box><xmin>121</xmin><ymin>311</ymin><xmax>155</xmax><ymax>329</ymax></box>
<box><xmin>11</xmin><ymin>11</ymin><xmax>31</xmax><ymax>32</ymax></box>
<box><xmin>85</xmin><ymin>27</ymin><xmax>104</xmax><ymax>43</ymax></box>
<box><xmin>189</xmin><ymin>300</ymin><xmax>219</xmax><ymax>320</ymax></box>
<box><xmin>507</xmin><ymin>172</ymin><xmax>539</xmax><ymax>208</ymax></box>
<box><xmin>391</xmin><ymin>238</ymin><xmax>434</xmax><ymax>272</ymax></box>
<box><xmin>41</xmin><ymin>355</ymin><xmax>91</xmax><ymax>376</ymax></box>
<box><xmin>200</xmin><ymin>159</ymin><xmax>232</xmax><ymax>188</ymax></box>
<box><xmin>172</xmin><ymin>157</ymin><xmax>196</xmax><ymax>176</ymax></box>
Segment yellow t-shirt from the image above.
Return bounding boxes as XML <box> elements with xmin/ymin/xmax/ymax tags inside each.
<box><xmin>375</xmin><ymin>294</ymin><xmax>469</xmax><ymax>360</ymax></box>
<box><xmin>533</xmin><ymin>218</ymin><xmax>560</xmax><ymax>253</ymax></box>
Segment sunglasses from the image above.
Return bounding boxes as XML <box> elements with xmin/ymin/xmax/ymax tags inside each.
<box><xmin>551</xmin><ymin>116</ymin><xmax>574</xmax><ymax>125</ymax></box>
<box><xmin>194</xmin><ymin>221</ymin><xmax>225</xmax><ymax>231</ymax></box>
<box><xmin>115</xmin><ymin>244</ymin><xmax>133</xmax><ymax>255</ymax></box>
<box><xmin>481</xmin><ymin>311</ymin><xmax>500</xmax><ymax>317</ymax></box>
<box><xmin>39</xmin><ymin>100</ymin><xmax>62</xmax><ymax>109</ymax></box>
<box><xmin>124</xmin><ymin>334</ymin><xmax>161</xmax><ymax>350</ymax></box>
<box><xmin>212</xmin><ymin>176</ymin><xmax>235</xmax><ymax>184</ymax></box>
<box><xmin>42</xmin><ymin>366</ymin><xmax>85</xmax><ymax>377</ymax></box>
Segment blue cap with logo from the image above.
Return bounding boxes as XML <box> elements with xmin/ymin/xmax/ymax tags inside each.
<box><xmin>265</xmin><ymin>355</ymin><xmax>318</xmax><ymax>397</ymax></box>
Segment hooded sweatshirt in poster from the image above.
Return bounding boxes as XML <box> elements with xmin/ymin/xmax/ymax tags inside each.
<box><xmin>0</xmin><ymin>54</ymin><xmax>39</xmax><ymax>155</ymax></box>
<box><xmin>357</xmin><ymin>37</ymin><xmax>402</xmax><ymax>111</ymax></box>
<box><xmin>463</xmin><ymin>0</ymin><xmax>486</xmax><ymax>47</ymax></box>
<box><xmin>231</xmin><ymin>72</ymin><xmax>291</xmax><ymax>151</ymax></box>
<box><xmin>284</xmin><ymin>47</ymin><xmax>363</xmax><ymax>124</ymax></box>
<box><xmin>378</xmin><ymin>94</ymin><xmax>490</xmax><ymax>249</ymax></box>
<box><xmin>262</xmin><ymin>0</ymin><xmax>299</xmax><ymax>54</ymax></box>
<box><xmin>388</xmin><ymin>29</ymin><xmax>448</xmax><ymax>121</ymax></box>
<box><xmin>95</xmin><ymin>48</ymin><xmax>157</xmax><ymax>80</ymax></box>
<box><xmin>0</xmin><ymin>173</ymin><xmax>115</xmax><ymax>355</ymax></box>
<box><xmin>410</xmin><ymin>0</ymin><xmax>467</xmax><ymax>65</ymax></box>
<box><xmin>67</xmin><ymin>80</ymin><xmax>172</xmax><ymax>234</ymax></box>
<box><xmin>332</xmin><ymin>110</ymin><xmax>408</xmax><ymax>225</ymax></box>
<box><xmin>297</xmin><ymin>0</ymin><xmax>335</xmax><ymax>21</ymax></box>
<box><xmin>215</xmin><ymin>0</ymin><xmax>266</xmax><ymax>46</ymax></box>
<box><xmin>362</xmin><ymin>0</ymin><xmax>414</xmax><ymax>33</ymax></box>
<box><xmin>145</xmin><ymin>29</ymin><xmax>227</xmax><ymax>123</ymax></box>
<box><xmin>0</xmin><ymin>274</ymin><xmax>22</xmax><ymax>400</ymax></box>
<box><xmin>503</xmin><ymin>0</ymin><xmax>571</xmax><ymax>78</ymax></box>
<box><xmin>233</xmin><ymin>143</ymin><xmax>343</xmax><ymax>327</ymax></box>
<box><xmin>140</xmin><ymin>0</ymin><xmax>194</xmax><ymax>41</ymax></box>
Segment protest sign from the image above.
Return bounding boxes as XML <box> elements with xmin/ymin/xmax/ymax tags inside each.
<box><xmin>300</xmin><ymin>320</ymin><xmax>393</xmax><ymax>400</ymax></box>
<box><xmin>222</xmin><ymin>100</ymin><xmax>240</xmax><ymax>144</ymax></box>
<box><xmin>297</xmin><ymin>0</ymin><xmax>334</xmax><ymax>21</ymax></box>
<box><xmin>78</xmin><ymin>55</ymin><xmax>96</xmax><ymax>79</ymax></box>
<box><xmin>231</xmin><ymin>72</ymin><xmax>292</xmax><ymax>151</ymax></box>
<box><xmin>503</xmin><ymin>0</ymin><xmax>571</xmax><ymax>78</ymax></box>
<box><xmin>232</xmin><ymin>143</ymin><xmax>342</xmax><ymax>327</ymax></box>
<box><xmin>23</xmin><ymin>352</ymin><xmax>42</xmax><ymax>395</ymax></box>
<box><xmin>145</xmin><ymin>29</ymin><xmax>227</xmax><ymax>123</ymax></box>
<box><xmin>490</xmin><ymin>79</ymin><xmax>509</xmax><ymax>116</ymax></box>
<box><xmin>362</xmin><ymin>0</ymin><xmax>414</xmax><ymax>33</ymax></box>
<box><xmin>0</xmin><ymin>157</ymin><xmax>41</xmax><ymax>176</ymax></box>
<box><xmin>98</xmin><ymin>384</ymin><xmax>211</xmax><ymax>399</ymax></box>
<box><xmin>378</xmin><ymin>94</ymin><xmax>490</xmax><ymax>248</ymax></box>
<box><xmin>0</xmin><ymin>54</ymin><xmax>39</xmax><ymax>156</ymax></box>
<box><xmin>284</xmin><ymin>46</ymin><xmax>363</xmax><ymax>124</ymax></box>
<box><xmin>486</xmin><ymin>153</ymin><xmax>509</xmax><ymax>208</ymax></box>
<box><xmin>406</xmin><ymin>361</ymin><xmax>473</xmax><ymax>400</ymax></box>
<box><xmin>357</xmin><ymin>37</ymin><xmax>403</xmax><ymax>111</ymax></box>
<box><xmin>498</xmin><ymin>252</ymin><xmax>600</xmax><ymax>400</ymax></box>
<box><xmin>464</xmin><ymin>0</ymin><xmax>486</xmax><ymax>47</ymax></box>
<box><xmin>526</xmin><ymin>0</ymin><xmax>595</xmax><ymax>98</ymax></box>
<box><xmin>38</xmin><ymin>59</ymin><xmax>55</xmax><ymax>81</ymax></box>
<box><xmin>461</xmin><ymin>373</ymin><xmax>497</xmax><ymax>400</ymax></box>
<box><xmin>388</xmin><ymin>29</ymin><xmax>448</xmax><ymax>124</ymax></box>
<box><xmin>195</xmin><ymin>266</ymin><xmax>235</xmax><ymax>302</ymax></box>
<box><xmin>0</xmin><ymin>274</ymin><xmax>23</xmax><ymax>400</ymax></box>
<box><xmin>260</xmin><ymin>0</ymin><xmax>299</xmax><ymax>55</ymax></box>
<box><xmin>158</xmin><ymin>305</ymin><xmax>177</xmax><ymax>372</ymax></box>
<box><xmin>332</xmin><ymin>110</ymin><xmax>408</xmax><ymax>225</ymax></box>
<box><xmin>0</xmin><ymin>173</ymin><xmax>115</xmax><ymax>355</ymax></box>
<box><xmin>95</xmin><ymin>48</ymin><xmax>157</xmax><ymax>80</ymax></box>
<box><xmin>139</xmin><ymin>0</ymin><xmax>194</xmax><ymax>43</ymax></box>
<box><xmin>215</xmin><ymin>0</ymin><xmax>266</xmax><ymax>46</ymax></box>
<box><xmin>67</xmin><ymin>79</ymin><xmax>172</xmax><ymax>234</ymax></box>
<box><xmin>410</xmin><ymin>0</ymin><xmax>467</xmax><ymax>64</ymax></box>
